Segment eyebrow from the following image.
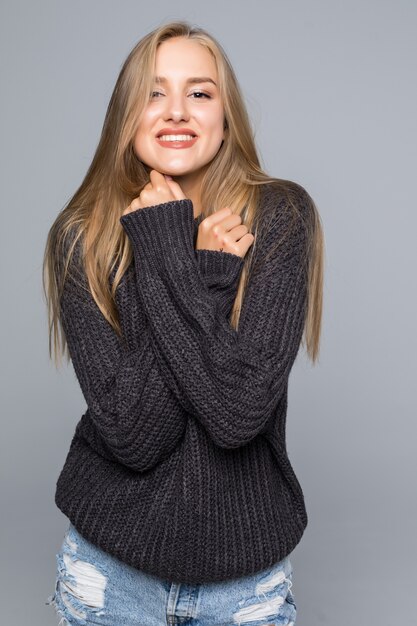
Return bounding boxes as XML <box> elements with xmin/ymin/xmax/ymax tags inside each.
<box><xmin>154</xmin><ymin>75</ymin><xmax>217</xmax><ymax>86</ymax></box>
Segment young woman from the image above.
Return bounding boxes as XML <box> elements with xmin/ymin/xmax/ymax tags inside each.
<box><xmin>43</xmin><ymin>20</ymin><xmax>324</xmax><ymax>626</ymax></box>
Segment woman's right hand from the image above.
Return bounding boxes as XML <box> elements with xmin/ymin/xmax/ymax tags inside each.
<box><xmin>196</xmin><ymin>207</ymin><xmax>255</xmax><ymax>258</ymax></box>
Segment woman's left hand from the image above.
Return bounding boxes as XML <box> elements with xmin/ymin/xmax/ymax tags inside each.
<box><xmin>122</xmin><ymin>170</ymin><xmax>187</xmax><ymax>216</ymax></box>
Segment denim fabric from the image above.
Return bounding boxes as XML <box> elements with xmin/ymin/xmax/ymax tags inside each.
<box><xmin>46</xmin><ymin>522</ymin><xmax>297</xmax><ymax>625</ymax></box>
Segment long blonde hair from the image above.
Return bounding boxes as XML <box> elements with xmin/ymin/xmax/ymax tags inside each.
<box><xmin>42</xmin><ymin>20</ymin><xmax>324</xmax><ymax>368</ymax></box>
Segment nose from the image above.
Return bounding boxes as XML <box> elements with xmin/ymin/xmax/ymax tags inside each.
<box><xmin>162</xmin><ymin>92</ymin><xmax>190</xmax><ymax>123</ymax></box>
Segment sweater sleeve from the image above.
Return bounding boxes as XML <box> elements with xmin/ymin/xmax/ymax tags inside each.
<box><xmin>194</xmin><ymin>248</ymin><xmax>244</xmax><ymax>319</ymax></box>
<box><xmin>60</xmin><ymin>279</ymin><xmax>186</xmax><ymax>472</ymax></box>
<box><xmin>119</xmin><ymin>189</ymin><xmax>312</xmax><ymax>449</ymax></box>
<box><xmin>58</xmin><ymin>237</ymin><xmax>244</xmax><ymax>472</ymax></box>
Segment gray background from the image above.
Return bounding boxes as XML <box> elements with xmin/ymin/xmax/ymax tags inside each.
<box><xmin>1</xmin><ymin>1</ymin><xmax>416</xmax><ymax>624</ymax></box>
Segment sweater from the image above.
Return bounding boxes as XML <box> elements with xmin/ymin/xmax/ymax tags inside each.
<box><xmin>54</xmin><ymin>180</ymin><xmax>312</xmax><ymax>584</ymax></box>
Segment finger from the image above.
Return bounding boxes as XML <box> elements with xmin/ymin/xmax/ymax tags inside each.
<box><xmin>226</xmin><ymin>232</ymin><xmax>254</xmax><ymax>258</ymax></box>
<box><xmin>206</xmin><ymin>207</ymin><xmax>233</xmax><ymax>225</ymax></box>
<box><xmin>149</xmin><ymin>169</ymin><xmax>166</xmax><ymax>190</ymax></box>
<box><xmin>209</xmin><ymin>209</ymin><xmax>243</xmax><ymax>233</ymax></box>
<box><xmin>122</xmin><ymin>199</ymin><xmax>141</xmax><ymax>215</ymax></box>
<box><xmin>129</xmin><ymin>198</ymin><xmax>141</xmax><ymax>212</ymax></box>
<box><xmin>164</xmin><ymin>178</ymin><xmax>187</xmax><ymax>201</ymax></box>
<box><xmin>241</xmin><ymin>232</ymin><xmax>255</xmax><ymax>254</ymax></box>
<box><xmin>227</xmin><ymin>224</ymin><xmax>250</xmax><ymax>242</ymax></box>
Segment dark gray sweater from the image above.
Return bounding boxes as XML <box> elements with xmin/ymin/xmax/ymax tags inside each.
<box><xmin>54</xmin><ymin>181</ymin><xmax>312</xmax><ymax>584</ymax></box>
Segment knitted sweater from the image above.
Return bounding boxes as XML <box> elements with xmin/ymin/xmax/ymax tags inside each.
<box><xmin>54</xmin><ymin>181</ymin><xmax>312</xmax><ymax>584</ymax></box>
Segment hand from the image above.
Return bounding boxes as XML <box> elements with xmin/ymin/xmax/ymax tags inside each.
<box><xmin>122</xmin><ymin>169</ymin><xmax>187</xmax><ymax>216</ymax></box>
<box><xmin>196</xmin><ymin>207</ymin><xmax>255</xmax><ymax>259</ymax></box>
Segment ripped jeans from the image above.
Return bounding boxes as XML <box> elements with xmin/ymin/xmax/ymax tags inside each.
<box><xmin>45</xmin><ymin>522</ymin><xmax>297</xmax><ymax>625</ymax></box>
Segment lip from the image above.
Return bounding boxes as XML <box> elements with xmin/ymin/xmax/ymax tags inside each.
<box><xmin>156</xmin><ymin>135</ymin><xmax>198</xmax><ymax>149</ymax></box>
<box><xmin>156</xmin><ymin>127</ymin><xmax>197</xmax><ymax>138</ymax></box>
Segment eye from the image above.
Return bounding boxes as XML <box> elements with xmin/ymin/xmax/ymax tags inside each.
<box><xmin>150</xmin><ymin>91</ymin><xmax>212</xmax><ymax>99</ymax></box>
<box><xmin>190</xmin><ymin>91</ymin><xmax>212</xmax><ymax>99</ymax></box>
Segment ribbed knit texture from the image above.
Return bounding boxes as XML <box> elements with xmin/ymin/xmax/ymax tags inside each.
<box><xmin>54</xmin><ymin>181</ymin><xmax>312</xmax><ymax>584</ymax></box>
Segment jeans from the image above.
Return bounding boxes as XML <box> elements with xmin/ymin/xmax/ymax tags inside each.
<box><xmin>45</xmin><ymin>522</ymin><xmax>297</xmax><ymax>625</ymax></box>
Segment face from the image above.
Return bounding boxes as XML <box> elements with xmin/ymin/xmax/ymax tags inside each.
<box><xmin>133</xmin><ymin>37</ymin><xmax>225</xmax><ymax>190</ymax></box>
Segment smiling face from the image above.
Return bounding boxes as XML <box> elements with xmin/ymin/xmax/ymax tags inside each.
<box><xmin>133</xmin><ymin>37</ymin><xmax>225</xmax><ymax>191</ymax></box>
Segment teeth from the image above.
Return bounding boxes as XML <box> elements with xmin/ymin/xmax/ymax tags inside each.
<box><xmin>158</xmin><ymin>134</ymin><xmax>195</xmax><ymax>141</ymax></box>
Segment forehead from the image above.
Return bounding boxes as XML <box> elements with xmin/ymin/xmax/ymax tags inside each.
<box><xmin>154</xmin><ymin>38</ymin><xmax>218</xmax><ymax>82</ymax></box>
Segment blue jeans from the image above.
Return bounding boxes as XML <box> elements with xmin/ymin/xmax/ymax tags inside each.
<box><xmin>46</xmin><ymin>522</ymin><xmax>297</xmax><ymax>625</ymax></box>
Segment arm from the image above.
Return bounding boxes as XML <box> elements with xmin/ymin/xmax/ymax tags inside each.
<box><xmin>119</xmin><ymin>187</ymin><xmax>312</xmax><ymax>449</ymax></box>
<box><xmin>194</xmin><ymin>248</ymin><xmax>244</xmax><ymax>319</ymax></box>
<box><xmin>59</xmin><ymin>237</ymin><xmax>244</xmax><ymax>472</ymax></box>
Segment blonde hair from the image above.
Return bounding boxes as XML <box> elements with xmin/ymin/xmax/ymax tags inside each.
<box><xmin>42</xmin><ymin>19</ymin><xmax>324</xmax><ymax>368</ymax></box>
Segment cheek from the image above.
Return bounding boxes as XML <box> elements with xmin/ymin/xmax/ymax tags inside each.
<box><xmin>198</xmin><ymin>116</ymin><xmax>224</xmax><ymax>145</ymax></box>
<box><xmin>133</xmin><ymin>124</ymin><xmax>155</xmax><ymax>157</ymax></box>
<box><xmin>134</xmin><ymin>111</ymin><xmax>159</xmax><ymax>143</ymax></box>
<box><xmin>132</xmin><ymin>132</ymin><xmax>145</xmax><ymax>159</ymax></box>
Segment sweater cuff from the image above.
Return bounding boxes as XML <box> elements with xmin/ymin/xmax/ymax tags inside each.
<box><xmin>119</xmin><ymin>199</ymin><xmax>194</xmax><ymax>263</ymax></box>
<box><xmin>194</xmin><ymin>249</ymin><xmax>244</xmax><ymax>288</ymax></box>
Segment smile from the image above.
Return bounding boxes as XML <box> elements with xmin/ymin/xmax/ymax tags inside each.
<box><xmin>156</xmin><ymin>135</ymin><xmax>198</xmax><ymax>149</ymax></box>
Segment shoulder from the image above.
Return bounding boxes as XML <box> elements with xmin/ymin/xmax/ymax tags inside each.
<box><xmin>57</xmin><ymin>224</ymin><xmax>89</xmax><ymax>295</ymax></box>
<box><xmin>259</xmin><ymin>179</ymin><xmax>315</xmax><ymax>225</ymax></box>
<box><xmin>254</xmin><ymin>180</ymin><xmax>316</xmax><ymax>249</ymax></box>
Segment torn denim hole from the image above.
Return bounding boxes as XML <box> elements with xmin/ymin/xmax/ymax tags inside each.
<box><xmin>45</xmin><ymin>528</ymin><xmax>108</xmax><ymax>625</ymax></box>
<box><xmin>285</xmin><ymin>578</ymin><xmax>296</xmax><ymax>609</ymax></box>
<box><xmin>233</xmin><ymin>568</ymin><xmax>294</xmax><ymax>625</ymax></box>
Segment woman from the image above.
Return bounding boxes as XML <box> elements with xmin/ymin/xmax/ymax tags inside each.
<box><xmin>43</xmin><ymin>20</ymin><xmax>324</xmax><ymax>626</ymax></box>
